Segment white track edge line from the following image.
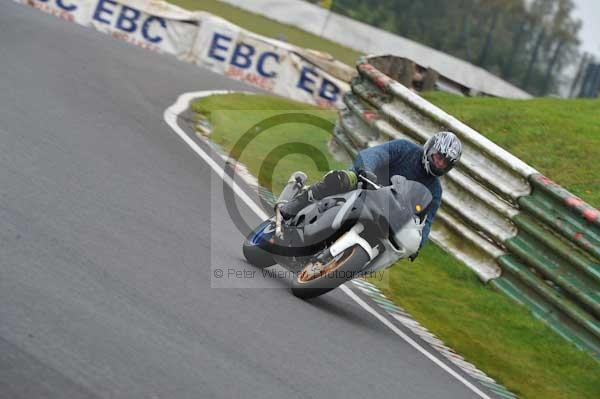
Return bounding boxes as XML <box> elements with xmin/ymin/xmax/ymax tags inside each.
<box><xmin>340</xmin><ymin>286</ymin><xmax>491</xmax><ymax>399</ymax></box>
<box><xmin>163</xmin><ymin>90</ymin><xmax>268</xmax><ymax>221</ymax></box>
<box><xmin>163</xmin><ymin>91</ymin><xmax>492</xmax><ymax>399</ymax></box>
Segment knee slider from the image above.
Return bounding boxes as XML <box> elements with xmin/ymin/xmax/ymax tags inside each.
<box><xmin>323</xmin><ymin>170</ymin><xmax>351</xmax><ymax>190</ymax></box>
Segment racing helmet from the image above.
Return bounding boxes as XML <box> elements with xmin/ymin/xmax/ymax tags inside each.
<box><xmin>422</xmin><ymin>131</ymin><xmax>462</xmax><ymax>177</ymax></box>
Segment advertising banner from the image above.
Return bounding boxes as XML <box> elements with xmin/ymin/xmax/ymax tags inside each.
<box><xmin>88</xmin><ymin>0</ymin><xmax>198</xmax><ymax>58</ymax></box>
<box><xmin>193</xmin><ymin>16</ymin><xmax>348</xmax><ymax>107</ymax></box>
<box><xmin>16</xmin><ymin>0</ymin><xmax>350</xmax><ymax>107</ymax></box>
<box><xmin>16</xmin><ymin>0</ymin><xmax>95</xmax><ymax>25</ymax></box>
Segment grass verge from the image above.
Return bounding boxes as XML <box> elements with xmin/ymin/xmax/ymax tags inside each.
<box><xmin>422</xmin><ymin>92</ymin><xmax>600</xmax><ymax>207</ymax></box>
<box><xmin>169</xmin><ymin>0</ymin><xmax>599</xmax><ymax>206</ymax></box>
<box><xmin>168</xmin><ymin>0</ymin><xmax>363</xmax><ymax>66</ymax></box>
<box><xmin>192</xmin><ymin>92</ymin><xmax>600</xmax><ymax>399</ymax></box>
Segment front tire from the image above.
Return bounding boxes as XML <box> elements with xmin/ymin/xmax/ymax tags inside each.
<box><xmin>243</xmin><ymin>220</ymin><xmax>277</xmax><ymax>268</ymax></box>
<box><xmin>291</xmin><ymin>245</ymin><xmax>370</xmax><ymax>299</ymax></box>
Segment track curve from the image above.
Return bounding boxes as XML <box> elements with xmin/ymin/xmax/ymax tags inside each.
<box><xmin>1</xmin><ymin>2</ymin><xmax>495</xmax><ymax>398</ymax></box>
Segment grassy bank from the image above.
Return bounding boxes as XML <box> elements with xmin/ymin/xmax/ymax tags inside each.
<box><xmin>422</xmin><ymin>92</ymin><xmax>600</xmax><ymax>207</ymax></box>
<box><xmin>192</xmin><ymin>93</ymin><xmax>347</xmax><ymax>193</ymax></box>
<box><xmin>169</xmin><ymin>0</ymin><xmax>599</xmax><ymax>207</ymax></box>
<box><xmin>191</xmin><ymin>92</ymin><xmax>600</xmax><ymax>399</ymax></box>
<box><xmin>169</xmin><ymin>0</ymin><xmax>362</xmax><ymax>66</ymax></box>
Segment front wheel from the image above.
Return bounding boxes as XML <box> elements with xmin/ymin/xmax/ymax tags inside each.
<box><xmin>243</xmin><ymin>220</ymin><xmax>277</xmax><ymax>268</ymax></box>
<box><xmin>291</xmin><ymin>245</ymin><xmax>370</xmax><ymax>299</ymax></box>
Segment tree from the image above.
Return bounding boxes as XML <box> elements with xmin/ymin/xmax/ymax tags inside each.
<box><xmin>323</xmin><ymin>0</ymin><xmax>582</xmax><ymax>96</ymax></box>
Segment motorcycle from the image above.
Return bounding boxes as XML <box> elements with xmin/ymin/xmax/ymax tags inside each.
<box><xmin>243</xmin><ymin>171</ymin><xmax>432</xmax><ymax>299</ymax></box>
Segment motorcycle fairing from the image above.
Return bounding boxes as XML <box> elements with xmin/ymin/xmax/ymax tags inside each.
<box><xmin>287</xmin><ymin>175</ymin><xmax>432</xmax><ymax>249</ymax></box>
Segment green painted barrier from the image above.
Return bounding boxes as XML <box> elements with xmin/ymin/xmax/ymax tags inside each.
<box><xmin>334</xmin><ymin>55</ymin><xmax>600</xmax><ymax>360</ymax></box>
<box><xmin>499</xmin><ymin>174</ymin><xmax>600</xmax><ymax>359</ymax></box>
<box><xmin>490</xmin><ymin>276</ymin><xmax>600</xmax><ymax>358</ymax></box>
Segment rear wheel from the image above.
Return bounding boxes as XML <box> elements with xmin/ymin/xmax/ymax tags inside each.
<box><xmin>291</xmin><ymin>245</ymin><xmax>370</xmax><ymax>299</ymax></box>
<box><xmin>243</xmin><ymin>220</ymin><xmax>277</xmax><ymax>268</ymax></box>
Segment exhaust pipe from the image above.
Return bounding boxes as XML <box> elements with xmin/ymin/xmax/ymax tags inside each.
<box><xmin>276</xmin><ymin>171</ymin><xmax>307</xmax><ymax>206</ymax></box>
<box><xmin>274</xmin><ymin>171</ymin><xmax>307</xmax><ymax>239</ymax></box>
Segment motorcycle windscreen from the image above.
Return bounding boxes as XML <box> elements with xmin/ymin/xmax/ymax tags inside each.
<box><xmin>363</xmin><ymin>176</ymin><xmax>433</xmax><ymax>234</ymax></box>
<box><xmin>390</xmin><ymin>175</ymin><xmax>433</xmax><ymax>217</ymax></box>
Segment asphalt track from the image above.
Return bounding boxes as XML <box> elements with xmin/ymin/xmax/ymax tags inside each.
<box><xmin>1</xmin><ymin>2</ymin><xmax>499</xmax><ymax>398</ymax></box>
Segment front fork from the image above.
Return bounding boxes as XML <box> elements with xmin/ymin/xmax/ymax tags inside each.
<box><xmin>329</xmin><ymin>223</ymin><xmax>378</xmax><ymax>261</ymax></box>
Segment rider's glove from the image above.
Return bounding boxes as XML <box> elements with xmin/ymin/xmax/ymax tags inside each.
<box><xmin>409</xmin><ymin>251</ymin><xmax>419</xmax><ymax>262</ymax></box>
<box><xmin>356</xmin><ymin>169</ymin><xmax>378</xmax><ymax>190</ymax></box>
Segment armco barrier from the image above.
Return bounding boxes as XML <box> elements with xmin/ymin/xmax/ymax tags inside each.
<box><xmin>15</xmin><ymin>0</ymin><xmax>352</xmax><ymax>107</ymax></box>
<box><xmin>334</xmin><ymin>55</ymin><xmax>600</xmax><ymax>359</ymax></box>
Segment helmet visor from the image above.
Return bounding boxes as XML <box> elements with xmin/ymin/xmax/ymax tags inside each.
<box><xmin>431</xmin><ymin>152</ymin><xmax>449</xmax><ymax>170</ymax></box>
<box><xmin>428</xmin><ymin>151</ymin><xmax>455</xmax><ymax>175</ymax></box>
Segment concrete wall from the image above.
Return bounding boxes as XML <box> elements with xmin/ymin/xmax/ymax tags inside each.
<box><xmin>221</xmin><ymin>0</ymin><xmax>531</xmax><ymax>99</ymax></box>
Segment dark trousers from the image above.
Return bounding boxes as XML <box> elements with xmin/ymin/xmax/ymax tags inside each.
<box><xmin>279</xmin><ymin>170</ymin><xmax>357</xmax><ymax>218</ymax></box>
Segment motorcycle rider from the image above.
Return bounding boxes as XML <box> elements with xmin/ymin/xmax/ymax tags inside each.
<box><xmin>279</xmin><ymin>131</ymin><xmax>463</xmax><ymax>260</ymax></box>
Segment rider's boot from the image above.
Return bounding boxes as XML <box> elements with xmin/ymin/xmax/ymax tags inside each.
<box><xmin>279</xmin><ymin>170</ymin><xmax>357</xmax><ymax>220</ymax></box>
<box><xmin>279</xmin><ymin>188</ymin><xmax>313</xmax><ymax>220</ymax></box>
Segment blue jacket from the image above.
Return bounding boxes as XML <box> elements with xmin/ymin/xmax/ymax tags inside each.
<box><xmin>352</xmin><ymin>139</ymin><xmax>442</xmax><ymax>248</ymax></box>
